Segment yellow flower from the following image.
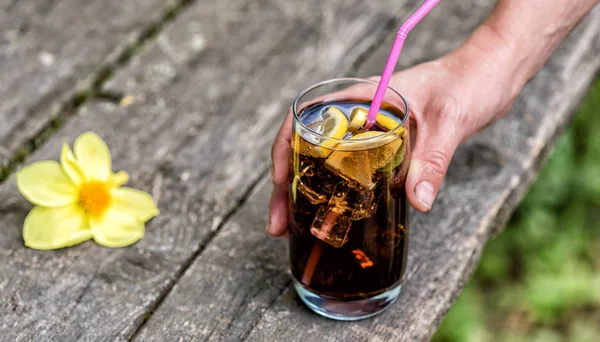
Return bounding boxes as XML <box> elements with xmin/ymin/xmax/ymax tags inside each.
<box><xmin>16</xmin><ymin>132</ymin><xmax>159</xmax><ymax>250</ymax></box>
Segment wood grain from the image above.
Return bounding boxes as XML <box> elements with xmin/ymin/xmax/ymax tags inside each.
<box><xmin>0</xmin><ymin>0</ymin><xmax>427</xmax><ymax>340</ymax></box>
<box><xmin>245</xmin><ymin>6</ymin><xmax>600</xmax><ymax>342</ymax></box>
<box><xmin>135</xmin><ymin>2</ymin><xmax>600</xmax><ymax>342</ymax></box>
<box><xmin>0</xmin><ymin>0</ymin><xmax>177</xmax><ymax>167</ymax></box>
<box><xmin>134</xmin><ymin>178</ymin><xmax>290</xmax><ymax>342</ymax></box>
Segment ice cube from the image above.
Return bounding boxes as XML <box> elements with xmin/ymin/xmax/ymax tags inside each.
<box><xmin>297</xmin><ymin>179</ymin><xmax>327</xmax><ymax>204</ymax></box>
<box><xmin>334</xmin><ymin>181</ymin><xmax>378</xmax><ymax>220</ymax></box>
<box><xmin>310</xmin><ymin>184</ymin><xmax>353</xmax><ymax>247</ymax></box>
<box><xmin>310</xmin><ymin>207</ymin><xmax>352</xmax><ymax>248</ymax></box>
<box><xmin>294</xmin><ymin>161</ymin><xmax>329</xmax><ymax>204</ymax></box>
<box><xmin>307</xmin><ymin>118</ymin><xmax>325</xmax><ymax>135</ymax></box>
<box><xmin>309</xmin><ymin>182</ymin><xmax>378</xmax><ymax>247</ymax></box>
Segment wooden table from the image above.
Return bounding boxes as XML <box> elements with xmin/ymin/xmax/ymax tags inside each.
<box><xmin>1</xmin><ymin>1</ymin><xmax>599</xmax><ymax>341</ymax></box>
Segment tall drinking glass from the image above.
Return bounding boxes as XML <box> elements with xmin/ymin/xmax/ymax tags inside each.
<box><xmin>289</xmin><ymin>78</ymin><xmax>411</xmax><ymax>320</ymax></box>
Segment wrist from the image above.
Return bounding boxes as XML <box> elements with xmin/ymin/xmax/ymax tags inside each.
<box><xmin>438</xmin><ymin>24</ymin><xmax>527</xmax><ymax>127</ymax></box>
<box><xmin>456</xmin><ymin>23</ymin><xmax>528</xmax><ymax>103</ymax></box>
<box><xmin>457</xmin><ymin>0</ymin><xmax>600</xmax><ymax>105</ymax></box>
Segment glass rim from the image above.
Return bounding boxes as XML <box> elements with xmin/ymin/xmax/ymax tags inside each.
<box><xmin>292</xmin><ymin>77</ymin><xmax>409</xmax><ymax>143</ymax></box>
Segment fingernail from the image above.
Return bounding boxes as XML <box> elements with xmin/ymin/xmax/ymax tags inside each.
<box><xmin>415</xmin><ymin>181</ymin><xmax>435</xmax><ymax>210</ymax></box>
<box><xmin>265</xmin><ymin>221</ymin><xmax>271</xmax><ymax>233</ymax></box>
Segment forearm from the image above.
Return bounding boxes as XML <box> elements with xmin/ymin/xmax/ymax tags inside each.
<box><xmin>449</xmin><ymin>0</ymin><xmax>598</xmax><ymax>122</ymax></box>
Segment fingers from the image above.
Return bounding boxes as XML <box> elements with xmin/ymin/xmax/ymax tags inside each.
<box><xmin>405</xmin><ymin>100</ymin><xmax>463</xmax><ymax>212</ymax></box>
<box><xmin>267</xmin><ymin>183</ymin><xmax>289</xmax><ymax>236</ymax></box>
<box><xmin>271</xmin><ymin>112</ymin><xmax>293</xmax><ymax>185</ymax></box>
<box><xmin>267</xmin><ymin>111</ymin><xmax>293</xmax><ymax>237</ymax></box>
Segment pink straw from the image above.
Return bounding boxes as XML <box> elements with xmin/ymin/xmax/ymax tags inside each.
<box><xmin>366</xmin><ymin>0</ymin><xmax>440</xmax><ymax>127</ymax></box>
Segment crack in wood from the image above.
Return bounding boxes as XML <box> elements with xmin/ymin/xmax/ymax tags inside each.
<box><xmin>0</xmin><ymin>90</ymin><xmax>123</xmax><ymax>182</ymax></box>
<box><xmin>0</xmin><ymin>0</ymin><xmax>198</xmax><ymax>183</ymax></box>
<box><xmin>74</xmin><ymin>275</ymin><xmax>95</xmax><ymax>306</ymax></box>
<box><xmin>238</xmin><ymin>279</ymin><xmax>293</xmax><ymax>342</ymax></box>
<box><xmin>128</xmin><ymin>166</ymin><xmax>271</xmax><ymax>341</ymax></box>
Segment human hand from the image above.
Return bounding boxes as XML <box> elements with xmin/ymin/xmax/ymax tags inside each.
<box><xmin>267</xmin><ymin>48</ymin><xmax>518</xmax><ymax>237</ymax></box>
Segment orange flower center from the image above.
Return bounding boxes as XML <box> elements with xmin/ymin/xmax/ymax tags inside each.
<box><xmin>79</xmin><ymin>181</ymin><xmax>111</xmax><ymax>217</ymax></box>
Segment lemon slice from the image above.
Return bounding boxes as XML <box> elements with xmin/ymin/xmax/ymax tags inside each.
<box><xmin>343</xmin><ymin>131</ymin><xmax>399</xmax><ymax>150</ymax></box>
<box><xmin>318</xmin><ymin>106</ymin><xmax>348</xmax><ymax>138</ymax></box>
<box><xmin>294</xmin><ymin>106</ymin><xmax>348</xmax><ymax>158</ymax></box>
<box><xmin>350</xmin><ymin>132</ymin><xmax>403</xmax><ymax>169</ymax></box>
<box><xmin>347</xmin><ymin>106</ymin><xmax>405</xmax><ymax>135</ymax></box>
<box><xmin>326</xmin><ymin>148</ymin><xmax>374</xmax><ymax>189</ymax></box>
<box><xmin>325</xmin><ymin>131</ymin><xmax>403</xmax><ymax>188</ymax></box>
<box><xmin>376</xmin><ymin>113</ymin><xmax>405</xmax><ymax>135</ymax></box>
<box><xmin>348</xmin><ymin>107</ymin><xmax>368</xmax><ymax>133</ymax></box>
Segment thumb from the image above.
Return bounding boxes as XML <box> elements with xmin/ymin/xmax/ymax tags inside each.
<box><xmin>405</xmin><ymin>115</ymin><xmax>462</xmax><ymax>212</ymax></box>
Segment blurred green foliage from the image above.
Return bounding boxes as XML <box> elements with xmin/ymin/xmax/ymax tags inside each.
<box><xmin>433</xmin><ymin>78</ymin><xmax>600</xmax><ymax>342</ymax></box>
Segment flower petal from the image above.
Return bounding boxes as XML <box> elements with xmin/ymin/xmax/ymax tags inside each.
<box><xmin>23</xmin><ymin>205</ymin><xmax>91</xmax><ymax>250</ymax></box>
<box><xmin>61</xmin><ymin>143</ymin><xmax>85</xmax><ymax>186</ymax></box>
<box><xmin>74</xmin><ymin>132</ymin><xmax>112</xmax><ymax>182</ymax></box>
<box><xmin>90</xmin><ymin>208</ymin><xmax>144</xmax><ymax>248</ymax></box>
<box><xmin>108</xmin><ymin>170</ymin><xmax>129</xmax><ymax>188</ymax></box>
<box><xmin>16</xmin><ymin>161</ymin><xmax>79</xmax><ymax>207</ymax></box>
<box><xmin>111</xmin><ymin>187</ymin><xmax>159</xmax><ymax>222</ymax></box>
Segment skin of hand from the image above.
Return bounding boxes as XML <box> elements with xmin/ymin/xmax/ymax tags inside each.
<box><xmin>267</xmin><ymin>0</ymin><xmax>600</xmax><ymax>237</ymax></box>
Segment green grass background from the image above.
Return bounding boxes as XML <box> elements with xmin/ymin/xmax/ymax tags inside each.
<box><xmin>433</xmin><ymin>77</ymin><xmax>600</xmax><ymax>342</ymax></box>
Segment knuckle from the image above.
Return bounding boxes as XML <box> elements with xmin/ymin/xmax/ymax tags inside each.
<box><xmin>422</xmin><ymin>150</ymin><xmax>450</xmax><ymax>177</ymax></box>
<box><xmin>437</xmin><ymin>94</ymin><xmax>467</xmax><ymax>125</ymax></box>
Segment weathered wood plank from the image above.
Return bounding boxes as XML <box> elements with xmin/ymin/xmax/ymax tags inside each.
<box><xmin>136</xmin><ymin>178</ymin><xmax>290</xmax><ymax>342</ymax></box>
<box><xmin>134</xmin><ymin>2</ymin><xmax>600</xmax><ymax>342</ymax></box>
<box><xmin>0</xmin><ymin>0</ymin><xmax>178</xmax><ymax>168</ymax></box>
<box><xmin>245</xmin><ymin>6</ymin><xmax>600</xmax><ymax>342</ymax></box>
<box><xmin>0</xmin><ymin>0</ymin><xmax>429</xmax><ymax>340</ymax></box>
<box><xmin>132</xmin><ymin>0</ymin><xmax>493</xmax><ymax>339</ymax></box>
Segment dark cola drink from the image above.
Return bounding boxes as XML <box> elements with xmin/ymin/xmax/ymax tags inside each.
<box><xmin>289</xmin><ymin>94</ymin><xmax>410</xmax><ymax>320</ymax></box>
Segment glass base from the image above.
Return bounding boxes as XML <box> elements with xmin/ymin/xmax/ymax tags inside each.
<box><xmin>293</xmin><ymin>279</ymin><xmax>402</xmax><ymax>321</ymax></box>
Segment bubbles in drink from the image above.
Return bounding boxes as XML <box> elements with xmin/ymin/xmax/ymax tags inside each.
<box><xmin>296</xmin><ymin>162</ymin><xmax>327</xmax><ymax>205</ymax></box>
